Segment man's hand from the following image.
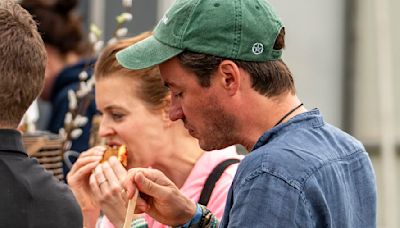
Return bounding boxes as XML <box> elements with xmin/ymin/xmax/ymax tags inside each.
<box><xmin>123</xmin><ymin>168</ymin><xmax>197</xmax><ymax>226</ymax></box>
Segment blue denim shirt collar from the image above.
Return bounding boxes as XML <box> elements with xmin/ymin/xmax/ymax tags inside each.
<box><xmin>252</xmin><ymin>108</ymin><xmax>323</xmax><ymax>151</ymax></box>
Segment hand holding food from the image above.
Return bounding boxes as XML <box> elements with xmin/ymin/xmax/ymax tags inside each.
<box><xmin>67</xmin><ymin>146</ymin><xmax>105</xmax><ymax>227</ymax></box>
<box><xmin>90</xmin><ymin>146</ymin><xmax>130</xmax><ymax>227</ymax></box>
<box><xmin>123</xmin><ymin>168</ymin><xmax>197</xmax><ymax>226</ymax></box>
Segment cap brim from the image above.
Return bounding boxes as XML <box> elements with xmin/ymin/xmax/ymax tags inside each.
<box><xmin>116</xmin><ymin>35</ymin><xmax>183</xmax><ymax>70</ymax></box>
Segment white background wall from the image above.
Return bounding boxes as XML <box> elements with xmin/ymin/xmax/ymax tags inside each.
<box><xmin>353</xmin><ymin>0</ymin><xmax>400</xmax><ymax>227</ymax></box>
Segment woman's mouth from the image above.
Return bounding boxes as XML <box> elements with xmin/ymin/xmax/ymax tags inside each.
<box><xmin>106</xmin><ymin>141</ymin><xmax>122</xmax><ymax>148</ymax></box>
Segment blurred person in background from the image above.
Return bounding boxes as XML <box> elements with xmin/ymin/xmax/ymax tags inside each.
<box><xmin>0</xmin><ymin>1</ymin><xmax>82</xmax><ymax>227</ymax></box>
<box><xmin>21</xmin><ymin>0</ymin><xmax>97</xmax><ymax>178</ymax></box>
<box><xmin>67</xmin><ymin>32</ymin><xmax>243</xmax><ymax>228</ymax></box>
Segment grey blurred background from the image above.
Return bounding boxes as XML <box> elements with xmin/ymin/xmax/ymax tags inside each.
<box><xmin>81</xmin><ymin>0</ymin><xmax>399</xmax><ymax>227</ymax></box>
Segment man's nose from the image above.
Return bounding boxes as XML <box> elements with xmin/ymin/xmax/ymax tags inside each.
<box><xmin>169</xmin><ymin>103</ymin><xmax>184</xmax><ymax>121</ymax></box>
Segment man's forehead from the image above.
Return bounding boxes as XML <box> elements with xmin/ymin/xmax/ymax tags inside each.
<box><xmin>160</xmin><ymin>63</ymin><xmax>183</xmax><ymax>86</ymax></box>
<box><xmin>159</xmin><ymin>57</ymin><xmax>199</xmax><ymax>88</ymax></box>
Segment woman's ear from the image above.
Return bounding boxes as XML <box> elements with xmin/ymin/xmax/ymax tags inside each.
<box><xmin>217</xmin><ymin>60</ymin><xmax>241</xmax><ymax>96</ymax></box>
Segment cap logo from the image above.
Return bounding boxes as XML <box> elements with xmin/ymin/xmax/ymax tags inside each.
<box><xmin>252</xmin><ymin>43</ymin><xmax>264</xmax><ymax>55</ymax></box>
<box><xmin>161</xmin><ymin>15</ymin><xmax>169</xmax><ymax>25</ymax></box>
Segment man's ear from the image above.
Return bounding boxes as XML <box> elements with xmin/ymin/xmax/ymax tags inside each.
<box><xmin>217</xmin><ymin>60</ymin><xmax>241</xmax><ymax>96</ymax></box>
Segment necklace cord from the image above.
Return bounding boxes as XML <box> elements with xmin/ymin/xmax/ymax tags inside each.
<box><xmin>274</xmin><ymin>103</ymin><xmax>304</xmax><ymax>127</ymax></box>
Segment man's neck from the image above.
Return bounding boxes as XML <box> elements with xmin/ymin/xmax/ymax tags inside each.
<box><xmin>237</xmin><ymin>93</ymin><xmax>306</xmax><ymax>151</ymax></box>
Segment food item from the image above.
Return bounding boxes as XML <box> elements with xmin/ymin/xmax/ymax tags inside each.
<box><xmin>101</xmin><ymin>145</ymin><xmax>128</xmax><ymax>168</ymax></box>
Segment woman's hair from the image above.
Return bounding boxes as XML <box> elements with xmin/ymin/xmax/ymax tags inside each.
<box><xmin>20</xmin><ymin>0</ymin><xmax>91</xmax><ymax>56</ymax></box>
<box><xmin>177</xmin><ymin>28</ymin><xmax>295</xmax><ymax>97</ymax></box>
<box><xmin>94</xmin><ymin>32</ymin><xmax>169</xmax><ymax>111</ymax></box>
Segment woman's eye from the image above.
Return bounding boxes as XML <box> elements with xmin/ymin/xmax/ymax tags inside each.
<box><xmin>111</xmin><ymin>113</ymin><xmax>124</xmax><ymax>121</ymax></box>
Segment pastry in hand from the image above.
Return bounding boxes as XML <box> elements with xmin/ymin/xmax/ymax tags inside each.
<box><xmin>101</xmin><ymin>145</ymin><xmax>128</xmax><ymax>168</ymax></box>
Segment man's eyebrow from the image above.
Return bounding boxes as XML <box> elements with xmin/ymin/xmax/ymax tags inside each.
<box><xmin>164</xmin><ymin>81</ymin><xmax>177</xmax><ymax>88</ymax></box>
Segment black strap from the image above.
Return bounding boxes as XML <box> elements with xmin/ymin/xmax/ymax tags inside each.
<box><xmin>198</xmin><ymin>158</ymin><xmax>241</xmax><ymax>206</ymax></box>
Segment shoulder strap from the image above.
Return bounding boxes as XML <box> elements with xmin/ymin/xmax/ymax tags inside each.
<box><xmin>198</xmin><ymin>158</ymin><xmax>241</xmax><ymax>206</ymax></box>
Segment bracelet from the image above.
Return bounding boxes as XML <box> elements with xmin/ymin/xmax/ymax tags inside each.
<box><xmin>176</xmin><ymin>203</ymin><xmax>202</xmax><ymax>228</ymax></box>
<box><xmin>196</xmin><ymin>205</ymin><xmax>218</xmax><ymax>228</ymax></box>
<box><xmin>174</xmin><ymin>203</ymin><xmax>219</xmax><ymax>228</ymax></box>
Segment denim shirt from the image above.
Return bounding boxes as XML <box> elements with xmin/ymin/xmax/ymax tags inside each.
<box><xmin>220</xmin><ymin>109</ymin><xmax>376</xmax><ymax>228</ymax></box>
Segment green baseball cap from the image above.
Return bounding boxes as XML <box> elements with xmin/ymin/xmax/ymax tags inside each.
<box><xmin>117</xmin><ymin>0</ymin><xmax>283</xmax><ymax>70</ymax></box>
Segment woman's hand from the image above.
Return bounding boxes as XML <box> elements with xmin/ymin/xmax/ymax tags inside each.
<box><xmin>67</xmin><ymin>146</ymin><xmax>105</xmax><ymax>228</ymax></box>
<box><xmin>90</xmin><ymin>156</ymin><xmax>128</xmax><ymax>228</ymax></box>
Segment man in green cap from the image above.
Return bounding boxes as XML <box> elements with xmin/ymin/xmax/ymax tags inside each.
<box><xmin>118</xmin><ymin>0</ymin><xmax>376</xmax><ymax>227</ymax></box>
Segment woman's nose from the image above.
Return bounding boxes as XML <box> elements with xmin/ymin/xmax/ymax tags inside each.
<box><xmin>98</xmin><ymin>118</ymin><xmax>113</xmax><ymax>137</ymax></box>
